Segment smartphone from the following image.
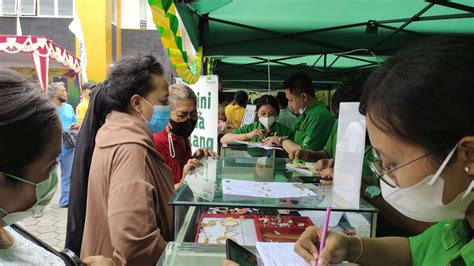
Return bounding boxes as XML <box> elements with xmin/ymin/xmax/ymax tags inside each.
<box><xmin>297</xmin><ymin>176</ymin><xmax>320</xmax><ymax>183</ymax></box>
<box><xmin>226</xmin><ymin>239</ymin><xmax>258</xmax><ymax>266</ymax></box>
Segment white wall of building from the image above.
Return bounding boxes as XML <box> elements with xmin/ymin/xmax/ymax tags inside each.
<box><xmin>120</xmin><ymin>0</ymin><xmax>156</xmax><ymax>30</ymax></box>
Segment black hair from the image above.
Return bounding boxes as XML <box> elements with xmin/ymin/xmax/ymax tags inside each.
<box><xmin>97</xmin><ymin>54</ymin><xmax>165</xmax><ymax>124</ymax></box>
<box><xmin>256</xmin><ymin>95</ymin><xmax>280</xmax><ymax>115</ymax></box>
<box><xmin>286</xmin><ymin>72</ymin><xmax>315</xmax><ymax>98</ymax></box>
<box><xmin>234</xmin><ymin>90</ymin><xmax>248</xmax><ymax>107</ymax></box>
<box><xmin>0</xmin><ymin>68</ymin><xmax>59</xmax><ymax>175</ymax></box>
<box><xmin>360</xmin><ymin>36</ymin><xmax>474</xmax><ymax>163</ymax></box>
<box><xmin>218</xmin><ymin>91</ymin><xmax>226</xmax><ymax>105</ymax></box>
<box><xmin>276</xmin><ymin>91</ymin><xmax>288</xmax><ymax>108</ymax></box>
<box><xmin>331</xmin><ymin>70</ymin><xmax>371</xmax><ymax>117</ymax></box>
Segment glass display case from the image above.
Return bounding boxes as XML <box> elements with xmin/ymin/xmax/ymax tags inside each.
<box><xmin>157</xmin><ymin>241</ymin><xmax>256</xmax><ymax>266</ymax></box>
<box><xmin>170</xmin><ymin>157</ymin><xmax>378</xmax><ymax>244</ymax></box>
<box><xmin>220</xmin><ymin>144</ymin><xmax>289</xmax><ymax>158</ymax></box>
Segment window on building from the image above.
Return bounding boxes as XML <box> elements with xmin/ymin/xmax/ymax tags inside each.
<box><xmin>20</xmin><ymin>0</ymin><xmax>36</xmax><ymax>15</ymax></box>
<box><xmin>1</xmin><ymin>0</ymin><xmax>17</xmax><ymax>14</ymax></box>
<box><xmin>57</xmin><ymin>0</ymin><xmax>73</xmax><ymax>16</ymax></box>
<box><xmin>1</xmin><ymin>0</ymin><xmax>73</xmax><ymax>17</ymax></box>
<box><xmin>38</xmin><ymin>0</ymin><xmax>54</xmax><ymax>15</ymax></box>
<box><xmin>140</xmin><ymin>0</ymin><xmax>147</xmax><ymax>29</ymax></box>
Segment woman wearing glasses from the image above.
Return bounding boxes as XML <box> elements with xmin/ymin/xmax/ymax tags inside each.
<box><xmin>153</xmin><ymin>84</ymin><xmax>217</xmax><ymax>187</ymax></box>
<box><xmin>294</xmin><ymin>37</ymin><xmax>473</xmax><ymax>266</ymax></box>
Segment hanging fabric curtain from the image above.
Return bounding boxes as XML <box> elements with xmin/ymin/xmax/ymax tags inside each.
<box><xmin>148</xmin><ymin>0</ymin><xmax>203</xmax><ymax>84</ymax></box>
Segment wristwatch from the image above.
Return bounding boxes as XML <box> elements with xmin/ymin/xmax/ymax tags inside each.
<box><xmin>279</xmin><ymin>136</ymin><xmax>289</xmax><ymax>145</ymax></box>
<box><xmin>365</xmin><ymin>185</ymin><xmax>381</xmax><ymax>199</ymax></box>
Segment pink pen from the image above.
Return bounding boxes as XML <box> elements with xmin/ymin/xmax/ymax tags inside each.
<box><xmin>319</xmin><ymin>208</ymin><xmax>332</xmax><ymax>252</ymax></box>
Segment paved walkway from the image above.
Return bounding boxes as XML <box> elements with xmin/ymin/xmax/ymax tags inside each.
<box><xmin>18</xmin><ymin>178</ymin><xmax>68</xmax><ymax>251</ymax></box>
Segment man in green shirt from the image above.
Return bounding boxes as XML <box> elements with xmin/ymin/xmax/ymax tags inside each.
<box><xmin>265</xmin><ymin>72</ymin><xmax>335</xmax><ymax>154</ymax></box>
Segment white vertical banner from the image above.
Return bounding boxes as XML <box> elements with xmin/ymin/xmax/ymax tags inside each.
<box><xmin>68</xmin><ymin>11</ymin><xmax>88</xmax><ymax>83</ymax></box>
<box><xmin>177</xmin><ymin>75</ymin><xmax>219</xmax><ymax>154</ymax></box>
<box><xmin>333</xmin><ymin>102</ymin><xmax>366</xmax><ymax>209</ymax></box>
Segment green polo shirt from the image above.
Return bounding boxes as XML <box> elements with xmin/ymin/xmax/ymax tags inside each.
<box><xmin>409</xmin><ymin>220</ymin><xmax>473</xmax><ymax>266</ymax></box>
<box><xmin>232</xmin><ymin>121</ymin><xmax>294</xmax><ymax>143</ymax></box>
<box><xmin>323</xmin><ymin>120</ymin><xmax>338</xmax><ymax>158</ymax></box>
<box><xmin>293</xmin><ymin>101</ymin><xmax>335</xmax><ymax>150</ymax></box>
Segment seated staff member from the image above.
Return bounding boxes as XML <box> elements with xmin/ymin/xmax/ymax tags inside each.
<box><xmin>265</xmin><ymin>72</ymin><xmax>335</xmax><ymax>153</ymax></box>
<box><xmin>295</xmin><ymin>36</ymin><xmax>474</xmax><ymax>266</ymax></box>
<box><xmin>153</xmin><ymin>84</ymin><xmax>217</xmax><ymax>186</ymax></box>
<box><xmin>289</xmin><ymin>71</ymin><xmax>370</xmax><ymax>176</ymax></box>
<box><xmin>225</xmin><ymin>90</ymin><xmax>248</xmax><ymax>130</ymax></box>
<box><xmin>0</xmin><ymin>69</ymin><xmax>112</xmax><ymax>265</ymax></box>
<box><xmin>221</xmin><ymin>95</ymin><xmax>294</xmax><ymax>144</ymax></box>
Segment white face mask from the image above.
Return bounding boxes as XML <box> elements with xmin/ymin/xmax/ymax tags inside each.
<box><xmin>381</xmin><ymin>145</ymin><xmax>474</xmax><ymax>222</ymax></box>
<box><xmin>298</xmin><ymin>96</ymin><xmax>306</xmax><ymax>115</ymax></box>
<box><xmin>0</xmin><ymin>171</ymin><xmax>58</xmax><ymax>226</ymax></box>
<box><xmin>259</xmin><ymin>116</ymin><xmax>277</xmax><ymax>130</ymax></box>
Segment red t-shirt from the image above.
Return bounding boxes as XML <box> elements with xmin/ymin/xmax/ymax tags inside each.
<box><xmin>153</xmin><ymin>129</ymin><xmax>192</xmax><ymax>184</ymax></box>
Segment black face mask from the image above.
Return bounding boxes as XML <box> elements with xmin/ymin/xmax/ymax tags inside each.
<box><xmin>170</xmin><ymin>119</ymin><xmax>197</xmax><ymax>137</ymax></box>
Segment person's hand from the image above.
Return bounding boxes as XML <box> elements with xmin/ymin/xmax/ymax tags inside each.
<box><xmin>246</xmin><ymin>129</ymin><xmax>264</xmax><ymax>140</ymax></box>
<box><xmin>82</xmin><ymin>256</ymin><xmax>114</xmax><ymax>266</ymax></box>
<box><xmin>182</xmin><ymin>158</ymin><xmax>204</xmax><ymax>178</ymax></box>
<box><xmin>70</xmin><ymin>123</ymin><xmax>80</xmax><ymax>130</ymax></box>
<box><xmin>320</xmin><ymin>168</ymin><xmax>334</xmax><ymax>184</ymax></box>
<box><xmin>263</xmin><ymin>136</ymin><xmax>281</xmax><ymax>146</ymax></box>
<box><xmin>314</xmin><ymin>158</ymin><xmax>335</xmax><ymax>171</ymax></box>
<box><xmin>294</xmin><ymin>226</ymin><xmax>349</xmax><ymax>266</ymax></box>
<box><xmin>320</xmin><ymin>168</ymin><xmax>334</xmax><ymax>179</ymax></box>
<box><xmin>221</xmin><ymin>259</ymin><xmax>239</xmax><ymax>266</ymax></box>
<box><xmin>194</xmin><ymin>148</ymin><xmax>218</xmax><ymax>160</ymax></box>
<box><xmin>289</xmin><ymin>149</ymin><xmax>315</xmax><ymax>161</ymax></box>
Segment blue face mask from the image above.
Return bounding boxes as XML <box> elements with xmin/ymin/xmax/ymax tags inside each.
<box><xmin>142</xmin><ymin>98</ymin><xmax>170</xmax><ymax>133</ymax></box>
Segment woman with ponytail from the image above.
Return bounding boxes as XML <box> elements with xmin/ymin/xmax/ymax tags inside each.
<box><xmin>66</xmin><ymin>55</ymin><xmax>175</xmax><ymax>265</ymax></box>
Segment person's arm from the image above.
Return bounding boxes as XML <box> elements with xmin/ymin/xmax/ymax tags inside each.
<box><xmin>107</xmin><ymin>146</ymin><xmax>167</xmax><ymax>265</ymax></box>
<box><xmin>288</xmin><ymin>148</ymin><xmax>330</xmax><ymax>161</ymax></box>
<box><xmin>221</xmin><ymin>130</ymin><xmax>263</xmax><ymax>144</ymax></box>
<box><xmin>281</xmin><ymin>139</ymin><xmax>301</xmax><ymax>155</ymax></box>
<box><xmin>294</xmin><ymin>226</ymin><xmax>412</xmax><ymax>266</ymax></box>
<box><xmin>351</xmin><ymin>237</ymin><xmax>412</xmax><ymax>266</ymax></box>
<box><xmin>220</xmin><ymin>124</ymin><xmax>263</xmax><ymax>144</ymax></box>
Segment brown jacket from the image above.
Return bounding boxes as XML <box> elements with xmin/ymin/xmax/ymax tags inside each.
<box><xmin>80</xmin><ymin>111</ymin><xmax>175</xmax><ymax>265</ymax></box>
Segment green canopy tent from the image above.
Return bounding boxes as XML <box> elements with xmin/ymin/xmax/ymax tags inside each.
<box><xmin>152</xmin><ymin>0</ymin><xmax>474</xmax><ymax>89</ymax></box>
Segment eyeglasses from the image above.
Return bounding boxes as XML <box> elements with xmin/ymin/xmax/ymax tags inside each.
<box><xmin>368</xmin><ymin>147</ymin><xmax>431</xmax><ymax>188</ymax></box>
<box><xmin>176</xmin><ymin>110</ymin><xmax>202</xmax><ymax>122</ymax></box>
